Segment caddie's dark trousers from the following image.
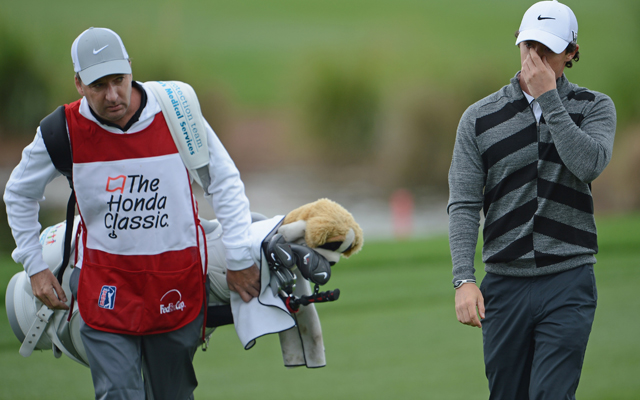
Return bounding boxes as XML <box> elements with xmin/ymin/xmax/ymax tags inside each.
<box><xmin>480</xmin><ymin>265</ymin><xmax>597</xmax><ymax>400</ymax></box>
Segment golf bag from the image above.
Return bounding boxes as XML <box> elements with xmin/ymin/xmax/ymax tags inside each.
<box><xmin>5</xmin><ymin>214</ymin><xmax>338</xmax><ymax>368</ymax></box>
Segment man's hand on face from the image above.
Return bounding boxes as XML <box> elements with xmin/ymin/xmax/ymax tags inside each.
<box><xmin>521</xmin><ymin>46</ymin><xmax>557</xmax><ymax>99</ymax></box>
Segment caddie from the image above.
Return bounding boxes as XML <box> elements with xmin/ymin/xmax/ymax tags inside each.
<box><xmin>448</xmin><ymin>1</ymin><xmax>616</xmax><ymax>399</ymax></box>
<box><xmin>3</xmin><ymin>27</ymin><xmax>260</xmax><ymax>399</ymax></box>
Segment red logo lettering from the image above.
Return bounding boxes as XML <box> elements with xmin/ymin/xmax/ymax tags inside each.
<box><xmin>106</xmin><ymin>176</ymin><xmax>127</xmax><ymax>193</ymax></box>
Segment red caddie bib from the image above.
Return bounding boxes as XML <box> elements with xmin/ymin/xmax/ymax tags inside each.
<box><xmin>66</xmin><ymin>100</ymin><xmax>205</xmax><ymax>335</ymax></box>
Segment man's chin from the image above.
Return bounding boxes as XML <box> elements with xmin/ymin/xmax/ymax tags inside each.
<box><xmin>100</xmin><ymin>109</ymin><xmax>126</xmax><ymax>123</ymax></box>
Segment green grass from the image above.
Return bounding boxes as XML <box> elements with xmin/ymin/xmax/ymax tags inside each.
<box><xmin>1</xmin><ymin>213</ymin><xmax>639</xmax><ymax>399</ymax></box>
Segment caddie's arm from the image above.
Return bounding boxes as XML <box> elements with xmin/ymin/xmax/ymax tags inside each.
<box><xmin>201</xmin><ymin>120</ymin><xmax>258</xmax><ymax>302</ymax></box>
<box><xmin>4</xmin><ymin>127</ymin><xmax>69</xmax><ymax>309</ymax></box>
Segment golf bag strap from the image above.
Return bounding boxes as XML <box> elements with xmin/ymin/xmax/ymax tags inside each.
<box><xmin>19</xmin><ymin>305</ymin><xmax>54</xmax><ymax>357</ymax></box>
<box><xmin>57</xmin><ymin>195</ymin><xmax>77</xmax><ymax>284</ymax></box>
<box><xmin>41</xmin><ymin>106</ymin><xmax>73</xmax><ymax>187</ymax></box>
<box><xmin>40</xmin><ymin>105</ymin><xmax>75</xmax><ymax>284</ymax></box>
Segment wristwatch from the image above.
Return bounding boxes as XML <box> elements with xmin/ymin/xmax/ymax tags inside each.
<box><xmin>454</xmin><ymin>279</ymin><xmax>476</xmax><ymax>289</ymax></box>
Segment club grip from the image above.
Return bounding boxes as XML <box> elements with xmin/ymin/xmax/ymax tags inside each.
<box><xmin>327</xmin><ymin>288</ymin><xmax>340</xmax><ymax>301</ymax></box>
<box><xmin>299</xmin><ymin>288</ymin><xmax>340</xmax><ymax>305</ymax></box>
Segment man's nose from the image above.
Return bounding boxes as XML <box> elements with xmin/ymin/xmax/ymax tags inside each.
<box><xmin>105</xmin><ymin>83</ymin><xmax>118</xmax><ymax>101</ymax></box>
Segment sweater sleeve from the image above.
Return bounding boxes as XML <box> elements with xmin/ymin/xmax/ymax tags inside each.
<box><xmin>537</xmin><ymin>88</ymin><xmax>616</xmax><ymax>183</ymax></box>
<box><xmin>447</xmin><ymin>106</ymin><xmax>485</xmax><ymax>284</ymax></box>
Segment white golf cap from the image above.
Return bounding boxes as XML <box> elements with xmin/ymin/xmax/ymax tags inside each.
<box><xmin>71</xmin><ymin>27</ymin><xmax>131</xmax><ymax>84</ymax></box>
<box><xmin>515</xmin><ymin>1</ymin><xmax>578</xmax><ymax>54</ymax></box>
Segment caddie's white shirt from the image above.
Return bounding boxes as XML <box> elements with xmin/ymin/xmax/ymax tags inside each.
<box><xmin>3</xmin><ymin>82</ymin><xmax>253</xmax><ymax>276</ymax></box>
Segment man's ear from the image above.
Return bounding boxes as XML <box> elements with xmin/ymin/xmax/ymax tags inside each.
<box><xmin>566</xmin><ymin>44</ymin><xmax>579</xmax><ymax>62</ymax></box>
<box><xmin>74</xmin><ymin>75</ymin><xmax>85</xmax><ymax>97</ymax></box>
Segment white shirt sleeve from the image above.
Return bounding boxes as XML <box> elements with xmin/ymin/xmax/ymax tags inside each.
<box><xmin>3</xmin><ymin>129</ymin><xmax>62</xmax><ymax>276</ymax></box>
<box><xmin>202</xmin><ymin>120</ymin><xmax>254</xmax><ymax>271</ymax></box>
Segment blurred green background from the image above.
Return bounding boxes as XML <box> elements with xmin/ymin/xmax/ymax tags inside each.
<box><xmin>1</xmin><ymin>0</ymin><xmax>640</xmax><ymax>398</ymax></box>
<box><xmin>1</xmin><ymin>0</ymin><xmax>639</xmax><ymax>201</ymax></box>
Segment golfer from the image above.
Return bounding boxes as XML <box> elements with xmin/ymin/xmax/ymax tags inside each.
<box><xmin>447</xmin><ymin>1</ymin><xmax>616</xmax><ymax>398</ymax></box>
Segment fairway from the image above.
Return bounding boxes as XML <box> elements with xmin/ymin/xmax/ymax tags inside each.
<box><xmin>1</xmin><ymin>213</ymin><xmax>639</xmax><ymax>399</ymax></box>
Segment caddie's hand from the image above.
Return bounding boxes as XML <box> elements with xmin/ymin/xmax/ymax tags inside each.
<box><xmin>227</xmin><ymin>264</ymin><xmax>260</xmax><ymax>303</ymax></box>
<box><xmin>455</xmin><ymin>282</ymin><xmax>485</xmax><ymax>328</ymax></box>
<box><xmin>30</xmin><ymin>269</ymin><xmax>69</xmax><ymax>310</ymax></box>
<box><xmin>521</xmin><ymin>46</ymin><xmax>557</xmax><ymax>99</ymax></box>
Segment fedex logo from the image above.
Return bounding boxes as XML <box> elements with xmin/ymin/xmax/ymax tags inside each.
<box><xmin>160</xmin><ymin>289</ymin><xmax>185</xmax><ymax>315</ymax></box>
<box><xmin>98</xmin><ymin>285</ymin><xmax>117</xmax><ymax>310</ymax></box>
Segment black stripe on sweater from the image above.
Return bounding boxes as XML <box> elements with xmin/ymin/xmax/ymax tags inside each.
<box><xmin>538</xmin><ymin>179</ymin><xmax>594</xmax><ymax>214</ymax></box>
<box><xmin>569</xmin><ymin>113</ymin><xmax>584</xmax><ymax>127</ymax></box>
<box><xmin>486</xmin><ymin>234</ymin><xmax>533</xmax><ymax>264</ymax></box>
<box><xmin>567</xmin><ymin>91</ymin><xmax>596</xmax><ymax>102</ymax></box>
<box><xmin>481</xmin><ymin>123</ymin><xmax>537</xmax><ymax>172</ymax></box>
<box><xmin>484</xmin><ymin>199</ymin><xmax>537</xmax><ymax>244</ymax></box>
<box><xmin>534</xmin><ymin>251</ymin><xmax>581</xmax><ymax>268</ymax></box>
<box><xmin>539</xmin><ymin>142</ymin><xmax>563</xmax><ymax>164</ymax></box>
<box><xmin>476</xmin><ymin>97</ymin><xmax>530</xmax><ymax>136</ymax></box>
<box><xmin>534</xmin><ymin>215</ymin><xmax>598</xmax><ymax>250</ymax></box>
<box><xmin>483</xmin><ymin>161</ymin><xmax>537</xmax><ymax>215</ymax></box>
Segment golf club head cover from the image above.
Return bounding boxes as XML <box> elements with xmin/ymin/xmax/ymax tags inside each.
<box><xmin>265</xmin><ymin>233</ymin><xmax>331</xmax><ymax>285</ymax></box>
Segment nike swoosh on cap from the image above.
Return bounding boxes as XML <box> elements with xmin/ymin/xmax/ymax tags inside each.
<box><xmin>537</xmin><ymin>15</ymin><xmax>555</xmax><ymax>20</ymax></box>
<box><xmin>93</xmin><ymin>44</ymin><xmax>109</xmax><ymax>55</ymax></box>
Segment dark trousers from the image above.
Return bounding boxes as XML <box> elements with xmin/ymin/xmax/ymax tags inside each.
<box><xmin>480</xmin><ymin>265</ymin><xmax>597</xmax><ymax>400</ymax></box>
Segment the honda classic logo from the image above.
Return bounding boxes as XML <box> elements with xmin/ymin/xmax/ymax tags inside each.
<box><xmin>160</xmin><ymin>289</ymin><xmax>186</xmax><ymax>314</ymax></box>
<box><xmin>104</xmin><ymin>174</ymin><xmax>169</xmax><ymax>239</ymax></box>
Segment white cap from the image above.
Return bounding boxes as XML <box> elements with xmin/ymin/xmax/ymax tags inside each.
<box><xmin>71</xmin><ymin>27</ymin><xmax>131</xmax><ymax>84</ymax></box>
<box><xmin>515</xmin><ymin>1</ymin><xmax>578</xmax><ymax>54</ymax></box>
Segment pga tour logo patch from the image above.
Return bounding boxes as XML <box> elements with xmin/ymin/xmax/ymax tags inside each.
<box><xmin>98</xmin><ymin>285</ymin><xmax>117</xmax><ymax>310</ymax></box>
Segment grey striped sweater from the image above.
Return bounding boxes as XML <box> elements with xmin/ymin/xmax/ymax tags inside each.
<box><xmin>448</xmin><ymin>73</ymin><xmax>616</xmax><ymax>282</ymax></box>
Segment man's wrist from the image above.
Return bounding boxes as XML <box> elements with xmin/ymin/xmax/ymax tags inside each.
<box><xmin>453</xmin><ymin>279</ymin><xmax>476</xmax><ymax>289</ymax></box>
